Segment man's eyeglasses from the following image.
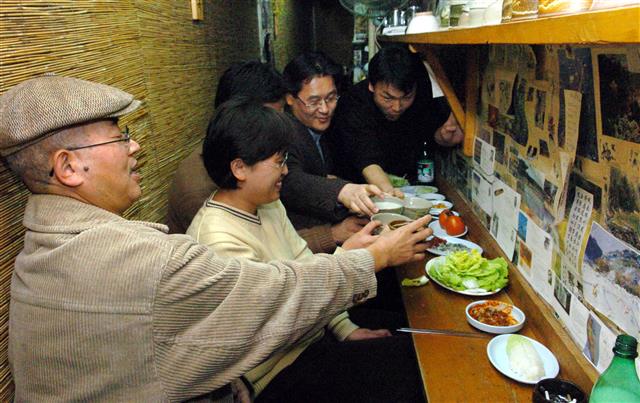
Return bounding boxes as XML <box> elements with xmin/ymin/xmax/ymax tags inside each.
<box><xmin>265</xmin><ymin>152</ymin><xmax>288</xmax><ymax>170</ymax></box>
<box><xmin>49</xmin><ymin>127</ymin><xmax>130</xmax><ymax>177</ymax></box>
<box><xmin>66</xmin><ymin>126</ymin><xmax>131</xmax><ymax>151</ymax></box>
<box><xmin>296</xmin><ymin>94</ymin><xmax>340</xmax><ymax>112</ymax></box>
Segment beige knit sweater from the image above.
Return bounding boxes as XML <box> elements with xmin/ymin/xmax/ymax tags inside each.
<box><xmin>9</xmin><ymin>195</ymin><xmax>376</xmax><ymax>402</ymax></box>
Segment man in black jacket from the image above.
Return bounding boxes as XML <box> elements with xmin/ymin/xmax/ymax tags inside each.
<box><xmin>331</xmin><ymin>45</ymin><xmax>464</xmax><ymax>195</ymax></box>
<box><xmin>280</xmin><ymin>52</ymin><xmax>384</xmax><ymax>250</ymax></box>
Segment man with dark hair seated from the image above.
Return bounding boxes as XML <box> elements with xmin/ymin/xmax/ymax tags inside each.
<box><xmin>167</xmin><ymin>61</ymin><xmax>337</xmax><ymax>253</ymax></box>
<box><xmin>331</xmin><ymin>44</ymin><xmax>464</xmax><ymax>195</ymax></box>
<box><xmin>280</xmin><ymin>52</ymin><xmax>385</xmax><ymax>253</ymax></box>
<box><xmin>1</xmin><ymin>74</ymin><xmax>431</xmax><ymax>401</ymax></box>
<box><xmin>187</xmin><ymin>97</ymin><xmax>427</xmax><ymax>402</ymax></box>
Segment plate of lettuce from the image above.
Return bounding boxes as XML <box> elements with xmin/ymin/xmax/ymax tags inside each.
<box><xmin>425</xmin><ymin>250</ymin><xmax>509</xmax><ymax>296</ymax></box>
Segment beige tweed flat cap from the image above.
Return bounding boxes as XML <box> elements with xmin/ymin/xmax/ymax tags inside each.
<box><xmin>0</xmin><ymin>73</ymin><xmax>141</xmax><ymax>156</ymax></box>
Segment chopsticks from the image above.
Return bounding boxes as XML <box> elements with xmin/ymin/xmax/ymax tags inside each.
<box><xmin>397</xmin><ymin>328</ymin><xmax>491</xmax><ymax>339</ymax></box>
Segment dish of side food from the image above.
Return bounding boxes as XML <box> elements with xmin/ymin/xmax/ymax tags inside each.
<box><xmin>425</xmin><ymin>251</ymin><xmax>508</xmax><ymax>296</ymax></box>
<box><xmin>426</xmin><ymin>236</ymin><xmax>483</xmax><ymax>256</ymax></box>
<box><xmin>466</xmin><ymin>300</ymin><xmax>525</xmax><ymax>334</ymax></box>
<box><xmin>487</xmin><ymin>334</ymin><xmax>559</xmax><ymax>384</ymax></box>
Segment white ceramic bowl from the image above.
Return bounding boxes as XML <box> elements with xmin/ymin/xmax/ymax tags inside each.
<box><xmin>465</xmin><ymin>300</ymin><xmax>526</xmax><ymax>334</ymax></box>
<box><xmin>418</xmin><ymin>192</ymin><xmax>446</xmax><ymax>201</ymax></box>
<box><xmin>403</xmin><ymin>197</ymin><xmax>433</xmax><ymax>219</ymax></box>
<box><xmin>406</xmin><ymin>11</ymin><xmax>440</xmax><ymax>34</ymax></box>
<box><xmin>371</xmin><ymin>212</ymin><xmax>412</xmax><ymax>228</ymax></box>
<box><xmin>372</xmin><ymin>196</ymin><xmax>405</xmax><ymax>214</ymax></box>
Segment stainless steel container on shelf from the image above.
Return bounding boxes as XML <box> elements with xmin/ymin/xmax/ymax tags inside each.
<box><xmin>389</xmin><ymin>8</ymin><xmax>407</xmax><ymax>26</ymax></box>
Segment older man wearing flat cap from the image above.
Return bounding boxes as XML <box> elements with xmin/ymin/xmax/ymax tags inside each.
<box><xmin>1</xmin><ymin>75</ymin><xmax>430</xmax><ymax>402</ymax></box>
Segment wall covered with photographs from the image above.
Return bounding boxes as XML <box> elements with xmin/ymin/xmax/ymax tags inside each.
<box><xmin>440</xmin><ymin>44</ymin><xmax>640</xmax><ymax>373</ymax></box>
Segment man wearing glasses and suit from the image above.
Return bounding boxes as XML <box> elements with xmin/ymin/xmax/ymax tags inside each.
<box><xmin>280</xmin><ymin>52</ymin><xmax>384</xmax><ymax>253</ymax></box>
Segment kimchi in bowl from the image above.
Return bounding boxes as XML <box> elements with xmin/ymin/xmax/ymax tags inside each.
<box><xmin>465</xmin><ymin>300</ymin><xmax>525</xmax><ymax>334</ymax></box>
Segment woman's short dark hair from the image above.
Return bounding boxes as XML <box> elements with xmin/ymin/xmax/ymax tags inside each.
<box><xmin>203</xmin><ymin>97</ymin><xmax>293</xmax><ymax>189</ymax></box>
<box><xmin>214</xmin><ymin>61</ymin><xmax>287</xmax><ymax>108</ymax></box>
<box><xmin>368</xmin><ymin>45</ymin><xmax>424</xmax><ymax>94</ymax></box>
<box><xmin>282</xmin><ymin>52</ymin><xmax>343</xmax><ymax>96</ymax></box>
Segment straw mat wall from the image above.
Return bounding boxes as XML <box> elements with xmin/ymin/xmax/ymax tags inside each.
<box><xmin>0</xmin><ymin>0</ymin><xmax>311</xmax><ymax>398</ymax></box>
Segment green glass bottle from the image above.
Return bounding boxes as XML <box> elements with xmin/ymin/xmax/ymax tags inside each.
<box><xmin>590</xmin><ymin>334</ymin><xmax>640</xmax><ymax>402</ymax></box>
<box><xmin>416</xmin><ymin>141</ymin><xmax>434</xmax><ymax>185</ymax></box>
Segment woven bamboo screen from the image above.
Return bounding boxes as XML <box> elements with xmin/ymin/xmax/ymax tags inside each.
<box><xmin>272</xmin><ymin>0</ymin><xmax>313</xmax><ymax>71</ymax></box>
<box><xmin>0</xmin><ymin>0</ymin><xmax>312</xmax><ymax>398</ymax></box>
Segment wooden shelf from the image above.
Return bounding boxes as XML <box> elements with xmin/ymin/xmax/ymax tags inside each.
<box><xmin>383</xmin><ymin>6</ymin><xmax>639</xmax><ymax>45</ymax></box>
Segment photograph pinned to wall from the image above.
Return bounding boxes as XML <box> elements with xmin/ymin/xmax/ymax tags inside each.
<box><xmin>487</xmin><ymin>104</ymin><xmax>499</xmax><ymax>129</ymax></box>
<box><xmin>582</xmin><ymin>312</ymin><xmax>617</xmax><ymax>373</ymax></box>
<box><xmin>535</xmin><ymin>89</ymin><xmax>547</xmax><ymax>130</ymax></box>
<box><xmin>553</xmin><ymin>272</ymin><xmax>573</xmax><ymax>315</ymax></box>
<box><xmin>498</xmin><ymin>78</ymin><xmax>514</xmax><ymax>113</ymax></box>
<box><xmin>490</xmin><ymin>179</ymin><xmax>521</xmax><ymax>259</ymax></box>
<box><xmin>539</xmin><ymin>139</ymin><xmax>550</xmax><ymax>157</ymax></box>
<box><xmin>257</xmin><ymin>0</ymin><xmax>275</xmax><ymax>65</ymax></box>
<box><xmin>561</xmin><ymin>89</ymin><xmax>583</xmax><ymax>155</ymax></box>
<box><xmin>582</xmin><ymin>312</ymin><xmax>602</xmax><ymax>367</ymax></box>
<box><xmin>543</xmin><ymin>179</ymin><xmax>558</xmax><ymax>206</ymax></box>
<box><xmin>527</xmin><ymin>86</ymin><xmax>535</xmax><ymax>102</ymax></box>
<box><xmin>606</xmin><ymin>166</ymin><xmax>640</xmax><ymax>250</ymax></box>
<box><xmin>565</xmin><ymin>290</ymin><xmax>594</xmax><ymax>353</ymax></box>
<box><xmin>474</xmin><ymin>138</ymin><xmax>482</xmax><ymax>165</ymax></box>
<box><xmin>517</xmin><ymin>239</ymin><xmax>532</xmax><ymax>273</ymax></box>
<box><xmin>582</xmin><ymin>221</ymin><xmax>640</xmax><ymax>337</ymax></box>
<box><xmin>517</xmin><ymin>211</ymin><xmax>528</xmax><ymax>240</ymax></box>
<box><xmin>478</xmin><ymin>127</ymin><xmax>492</xmax><ymax>143</ymax></box>
<box><xmin>453</xmin><ymin>151</ymin><xmax>471</xmax><ymax>198</ymax></box>
<box><xmin>520</xmin><ymin>213</ymin><xmax>555</xmax><ymax>301</ymax></box>
<box><xmin>511</xmin><ymin>76</ymin><xmax>529</xmax><ymax>146</ymax></box>
<box><xmin>471</xmin><ymin>169</ymin><xmax>494</xmax><ymax>216</ymax></box>
<box><xmin>558</xmin><ymin>47</ymin><xmax>597</xmax><ymax>161</ymax></box>
<box><xmin>493</xmin><ymin>131</ymin><xmax>506</xmax><ymax>165</ymax></box>
<box><xmin>600</xmin><ymin>140</ymin><xmax>617</xmax><ymax>162</ymax></box>
<box><xmin>597</xmin><ymin>52</ymin><xmax>640</xmax><ymax>144</ymax></box>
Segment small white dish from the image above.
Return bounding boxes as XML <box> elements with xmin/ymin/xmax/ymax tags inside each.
<box><xmin>418</xmin><ymin>192</ymin><xmax>446</xmax><ymax>201</ymax></box>
<box><xmin>425</xmin><ymin>256</ymin><xmax>501</xmax><ymax>296</ymax></box>
<box><xmin>466</xmin><ymin>300</ymin><xmax>525</xmax><ymax>334</ymax></box>
<box><xmin>399</xmin><ymin>185</ymin><xmax>438</xmax><ymax>196</ymax></box>
<box><xmin>370</xmin><ymin>212</ymin><xmax>412</xmax><ymax>227</ymax></box>
<box><xmin>429</xmin><ymin>200</ymin><xmax>454</xmax><ymax>215</ymax></box>
<box><xmin>427</xmin><ymin>236</ymin><xmax>483</xmax><ymax>256</ymax></box>
<box><xmin>403</xmin><ymin>197</ymin><xmax>433</xmax><ymax>219</ymax></box>
<box><xmin>428</xmin><ymin>221</ymin><xmax>468</xmax><ymax>238</ymax></box>
<box><xmin>487</xmin><ymin>334</ymin><xmax>560</xmax><ymax>384</ymax></box>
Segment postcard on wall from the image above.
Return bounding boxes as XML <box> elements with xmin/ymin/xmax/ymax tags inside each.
<box><xmin>551</xmin><ymin>272</ymin><xmax>574</xmax><ymax>321</ymax></box>
<box><xmin>471</xmin><ymin>169</ymin><xmax>494</xmax><ymax>216</ymax></box>
<box><xmin>562</xmin><ymin>89</ymin><xmax>582</xmax><ymax>155</ymax></box>
<box><xmin>517</xmin><ymin>211</ymin><xmax>554</xmax><ymax>301</ymax></box>
<box><xmin>596</xmin><ymin>49</ymin><xmax>640</xmax><ymax>145</ymax></box>
<box><xmin>560</xmin><ymin>187</ymin><xmax>594</xmax><ymax>285</ymax></box>
<box><xmin>580</xmin><ymin>311</ymin><xmax>617</xmax><ymax>373</ymax></box>
<box><xmin>582</xmin><ymin>222</ymin><xmax>640</xmax><ymax>338</ymax></box>
<box><xmin>473</xmin><ymin>137</ymin><xmax>496</xmax><ymax>176</ymax></box>
<box><xmin>490</xmin><ymin>179</ymin><xmax>520</xmax><ymax>259</ymax></box>
<box><xmin>605</xmin><ymin>165</ymin><xmax>640</xmax><ymax>252</ymax></box>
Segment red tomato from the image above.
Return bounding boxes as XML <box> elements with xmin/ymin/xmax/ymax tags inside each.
<box><xmin>439</xmin><ymin>209</ymin><xmax>451</xmax><ymax>227</ymax></box>
<box><xmin>445</xmin><ymin>216</ymin><xmax>466</xmax><ymax>236</ymax></box>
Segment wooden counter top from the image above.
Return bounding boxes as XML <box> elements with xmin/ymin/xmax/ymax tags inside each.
<box><xmin>396</xmin><ymin>178</ymin><xmax>597</xmax><ymax>401</ymax></box>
